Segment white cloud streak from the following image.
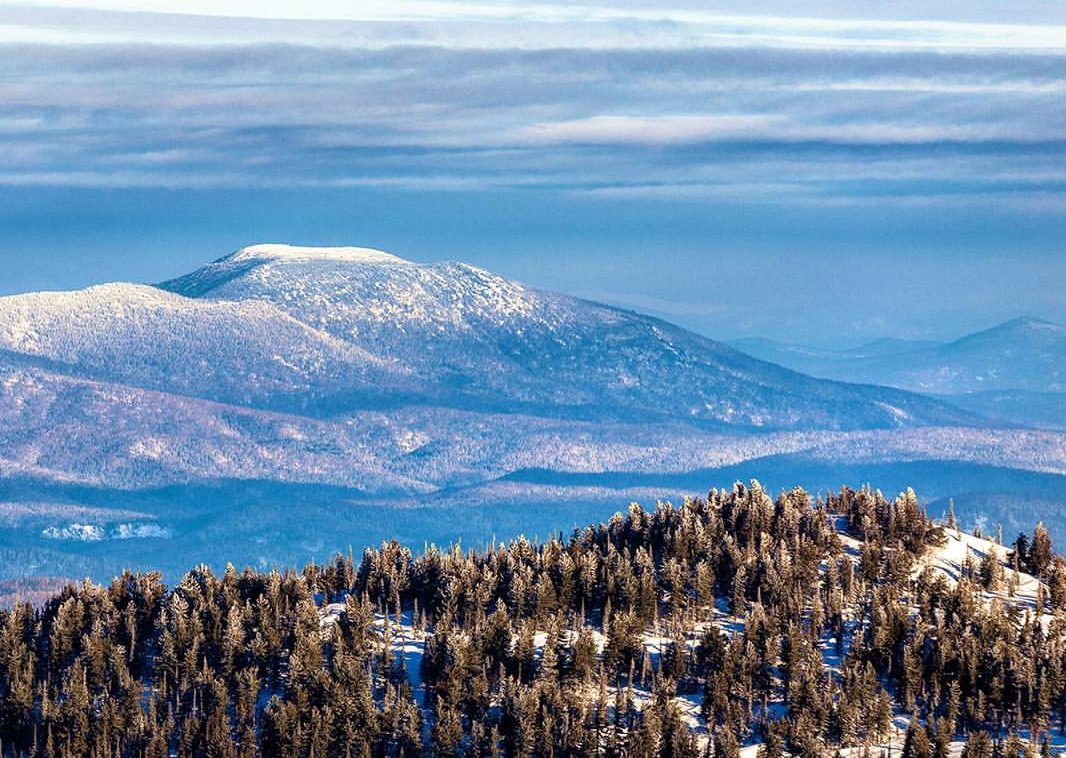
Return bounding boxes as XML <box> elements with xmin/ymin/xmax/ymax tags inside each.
<box><xmin>5</xmin><ymin>1</ymin><xmax>1066</xmax><ymax>50</ymax></box>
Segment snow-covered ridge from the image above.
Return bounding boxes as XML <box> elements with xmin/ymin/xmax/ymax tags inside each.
<box><xmin>226</xmin><ymin>244</ymin><xmax>412</xmax><ymax>266</ymax></box>
<box><xmin>0</xmin><ymin>278</ymin><xmax>410</xmax><ymax>409</ymax></box>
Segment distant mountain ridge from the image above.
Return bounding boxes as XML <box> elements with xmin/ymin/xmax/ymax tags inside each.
<box><xmin>851</xmin><ymin>316</ymin><xmax>1064</xmax><ymax>394</ymax></box>
<box><xmin>728</xmin><ymin>336</ymin><xmax>944</xmax><ymax>374</ymax></box>
<box><xmin>731</xmin><ymin>316</ymin><xmax>1064</xmax><ymax>393</ymax></box>
<box><xmin>730</xmin><ymin>317</ymin><xmax>1066</xmax><ymax>429</ymax></box>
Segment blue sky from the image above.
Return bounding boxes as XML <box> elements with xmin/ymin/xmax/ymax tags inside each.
<box><xmin>0</xmin><ymin>0</ymin><xmax>1064</xmax><ymax>345</ymax></box>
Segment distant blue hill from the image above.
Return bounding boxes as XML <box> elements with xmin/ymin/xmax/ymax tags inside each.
<box><xmin>730</xmin><ymin>317</ymin><xmax>1066</xmax><ymax>429</ymax></box>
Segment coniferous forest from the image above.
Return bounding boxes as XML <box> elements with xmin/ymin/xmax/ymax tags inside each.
<box><xmin>3</xmin><ymin>483</ymin><xmax>1066</xmax><ymax>757</ymax></box>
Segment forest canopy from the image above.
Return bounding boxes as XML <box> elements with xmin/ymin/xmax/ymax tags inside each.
<box><xmin>1</xmin><ymin>483</ymin><xmax>1064</xmax><ymax>758</ymax></box>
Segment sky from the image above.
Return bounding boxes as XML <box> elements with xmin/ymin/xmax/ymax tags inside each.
<box><xmin>0</xmin><ymin>0</ymin><xmax>1064</xmax><ymax>346</ymax></box>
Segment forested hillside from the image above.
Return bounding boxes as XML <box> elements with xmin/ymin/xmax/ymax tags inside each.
<box><xmin>2</xmin><ymin>483</ymin><xmax>1065</xmax><ymax>757</ymax></box>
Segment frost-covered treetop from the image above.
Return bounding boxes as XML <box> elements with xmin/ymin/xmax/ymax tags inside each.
<box><xmin>228</xmin><ymin>244</ymin><xmax>412</xmax><ymax>266</ymax></box>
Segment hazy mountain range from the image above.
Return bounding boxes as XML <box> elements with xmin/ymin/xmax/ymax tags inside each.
<box><xmin>0</xmin><ymin>245</ymin><xmax>1063</xmax><ymax>588</ymax></box>
<box><xmin>730</xmin><ymin>316</ymin><xmax>1066</xmax><ymax>430</ymax></box>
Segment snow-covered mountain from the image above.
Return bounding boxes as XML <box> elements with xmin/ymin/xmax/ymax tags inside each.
<box><xmin>154</xmin><ymin>243</ymin><xmax>976</xmax><ymax>429</ymax></box>
<box><xmin>0</xmin><ymin>243</ymin><xmax>977</xmax><ymax>429</ymax></box>
<box><xmin>1</xmin><ymin>244</ymin><xmax>1063</xmax><ymax>584</ymax></box>
<box><xmin>0</xmin><ymin>243</ymin><xmax>1051</xmax><ymax>494</ymax></box>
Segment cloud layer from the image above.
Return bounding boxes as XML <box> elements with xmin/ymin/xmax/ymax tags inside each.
<box><xmin>1</xmin><ymin>0</ymin><xmax>1064</xmax><ymax>209</ymax></box>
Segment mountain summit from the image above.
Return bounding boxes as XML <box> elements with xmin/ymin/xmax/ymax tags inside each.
<box><xmin>229</xmin><ymin>243</ymin><xmax>412</xmax><ymax>265</ymax></box>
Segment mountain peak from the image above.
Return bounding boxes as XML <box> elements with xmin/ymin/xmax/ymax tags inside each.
<box><xmin>160</xmin><ymin>244</ymin><xmax>414</xmax><ymax>298</ymax></box>
<box><xmin>226</xmin><ymin>244</ymin><xmax>411</xmax><ymax>266</ymax></box>
<box><xmin>999</xmin><ymin>315</ymin><xmax>1062</xmax><ymax>332</ymax></box>
<box><xmin>952</xmin><ymin>315</ymin><xmax>1065</xmax><ymax>347</ymax></box>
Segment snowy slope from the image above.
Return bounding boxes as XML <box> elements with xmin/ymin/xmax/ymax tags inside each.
<box><xmin>0</xmin><ymin>355</ymin><xmax>424</xmax><ymax>492</ymax></box>
<box><xmin>0</xmin><ymin>282</ymin><xmax>413</xmax><ymax>410</ymax></box>
<box><xmin>158</xmin><ymin>244</ymin><xmax>979</xmax><ymax>429</ymax></box>
<box><xmin>2</xmin><ymin>353</ymin><xmax>1063</xmax><ymax>492</ymax></box>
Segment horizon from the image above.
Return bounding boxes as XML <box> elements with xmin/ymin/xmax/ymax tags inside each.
<box><xmin>0</xmin><ymin>238</ymin><xmax>1058</xmax><ymax>349</ymax></box>
<box><xmin>1</xmin><ymin>0</ymin><xmax>1064</xmax><ymax>345</ymax></box>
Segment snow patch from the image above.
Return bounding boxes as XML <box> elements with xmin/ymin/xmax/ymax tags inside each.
<box><xmin>41</xmin><ymin>523</ymin><xmax>105</xmax><ymax>541</ymax></box>
<box><xmin>110</xmin><ymin>522</ymin><xmax>172</xmax><ymax>540</ymax></box>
